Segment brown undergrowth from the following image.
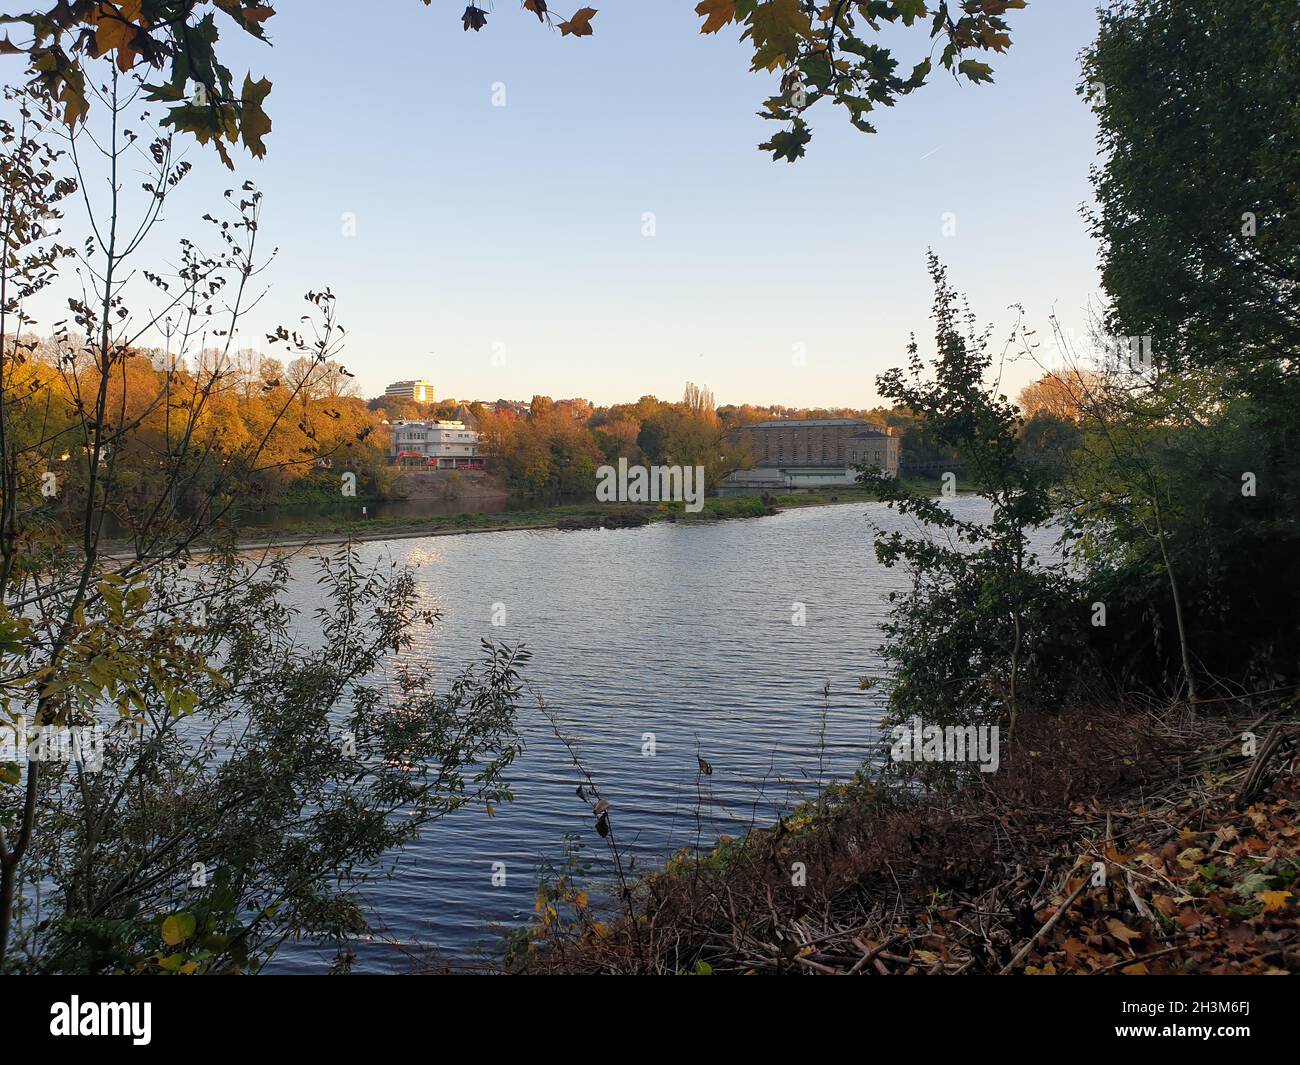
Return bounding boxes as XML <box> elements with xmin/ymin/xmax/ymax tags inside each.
<box><xmin>514</xmin><ymin>698</ymin><xmax>1299</xmax><ymax>975</ymax></box>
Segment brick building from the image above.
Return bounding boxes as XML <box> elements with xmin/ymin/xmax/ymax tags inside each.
<box><xmin>721</xmin><ymin>418</ymin><xmax>899</xmax><ymax>491</ymax></box>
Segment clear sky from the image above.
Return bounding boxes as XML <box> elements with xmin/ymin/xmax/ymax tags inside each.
<box><xmin>22</xmin><ymin>2</ymin><xmax>1106</xmax><ymax>409</ymax></box>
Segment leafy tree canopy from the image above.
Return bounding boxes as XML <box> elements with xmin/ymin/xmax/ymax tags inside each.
<box><xmin>1082</xmin><ymin>0</ymin><xmax>1300</xmax><ymax>378</ymax></box>
<box><xmin>696</xmin><ymin>0</ymin><xmax>1025</xmax><ymax>161</ymax></box>
<box><xmin>0</xmin><ymin>1</ymin><xmax>1025</xmax><ymax>166</ymax></box>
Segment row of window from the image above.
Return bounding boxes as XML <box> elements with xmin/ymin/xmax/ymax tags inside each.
<box><xmin>762</xmin><ymin>444</ymin><xmax>888</xmax><ymax>463</ymax></box>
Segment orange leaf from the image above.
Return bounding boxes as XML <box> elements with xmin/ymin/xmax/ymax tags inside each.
<box><xmin>559</xmin><ymin>7</ymin><xmax>597</xmax><ymax>36</ymax></box>
<box><xmin>1106</xmin><ymin>918</ymin><xmax>1142</xmax><ymax>945</ymax></box>
<box><xmin>696</xmin><ymin>0</ymin><xmax>736</xmax><ymax>35</ymax></box>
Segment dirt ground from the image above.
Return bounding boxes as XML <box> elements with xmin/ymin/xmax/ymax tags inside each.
<box><xmin>391</xmin><ymin>468</ymin><xmax>508</xmax><ymax>502</ymax></box>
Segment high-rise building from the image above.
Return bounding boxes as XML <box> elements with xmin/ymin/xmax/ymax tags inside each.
<box><xmin>384</xmin><ymin>379</ymin><xmax>435</xmax><ymax>403</ymax></box>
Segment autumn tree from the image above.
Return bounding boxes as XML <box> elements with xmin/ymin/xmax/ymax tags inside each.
<box><xmin>0</xmin><ymin>57</ymin><xmax>523</xmax><ymax>969</ymax></box>
<box><xmin>1</xmin><ymin>1</ymin><xmax>1025</xmax><ymax>166</ymax></box>
<box><xmin>1017</xmin><ymin>370</ymin><xmax>1099</xmax><ymax>422</ymax></box>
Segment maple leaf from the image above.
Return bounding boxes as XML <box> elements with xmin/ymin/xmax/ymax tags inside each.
<box><xmin>239</xmin><ymin>74</ymin><xmax>272</xmax><ymax>158</ymax></box>
<box><xmin>1106</xmin><ymin>918</ymin><xmax>1143</xmax><ymax>945</ymax></box>
<box><xmin>744</xmin><ymin>0</ymin><xmax>809</xmax><ymax>70</ymax></box>
<box><xmin>760</xmin><ymin>123</ymin><xmax>811</xmax><ymax>163</ymax></box>
<box><xmin>957</xmin><ymin>59</ymin><xmax>995</xmax><ymax>84</ymax></box>
<box><xmin>559</xmin><ymin>7</ymin><xmax>597</xmax><ymax>37</ymax></box>
<box><xmin>88</xmin><ymin>0</ymin><xmax>146</xmax><ymax>73</ymax></box>
<box><xmin>1256</xmin><ymin>890</ymin><xmax>1293</xmax><ymax>913</ymax></box>
<box><xmin>695</xmin><ymin>0</ymin><xmax>736</xmax><ymax>35</ymax></box>
<box><xmin>893</xmin><ymin>0</ymin><xmax>927</xmax><ymax>27</ymax></box>
<box><xmin>462</xmin><ymin>5</ymin><xmax>487</xmax><ymax>32</ymax></box>
<box><xmin>524</xmin><ymin>0</ymin><xmax>548</xmax><ymax>22</ymax></box>
<box><xmin>241</xmin><ymin>5</ymin><xmax>275</xmax><ymax>30</ymax></box>
<box><xmin>33</xmin><ymin>51</ymin><xmax>89</xmax><ymax>128</ymax></box>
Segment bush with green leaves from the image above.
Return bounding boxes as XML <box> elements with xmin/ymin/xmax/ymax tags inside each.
<box><xmin>5</xmin><ymin>545</ymin><xmax>529</xmax><ymax>974</ymax></box>
<box><xmin>1062</xmin><ymin>0</ymin><xmax>1300</xmax><ymax>697</ymax></box>
<box><xmin>861</xmin><ymin>256</ymin><xmax>1085</xmax><ymax>740</ymax></box>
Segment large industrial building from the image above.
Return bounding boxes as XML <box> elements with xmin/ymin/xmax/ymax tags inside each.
<box><xmin>721</xmin><ymin>418</ymin><xmax>899</xmax><ymax>492</ymax></box>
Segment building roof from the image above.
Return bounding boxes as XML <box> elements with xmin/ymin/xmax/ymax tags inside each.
<box><xmin>388</xmin><ymin>419</ymin><xmax>475</xmax><ymax>431</ymax></box>
<box><xmin>744</xmin><ymin>418</ymin><xmax>878</xmax><ymax>429</ymax></box>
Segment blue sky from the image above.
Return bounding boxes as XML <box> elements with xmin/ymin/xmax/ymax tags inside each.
<box><xmin>24</xmin><ymin>2</ymin><xmax>1105</xmax><ymax>408</ymax></box>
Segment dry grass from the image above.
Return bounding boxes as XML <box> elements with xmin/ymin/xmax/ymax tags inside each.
<box><xmin>514</xmin><ymin>697</ymin><xmax>1300</xmax><ymax>975</ymax></box>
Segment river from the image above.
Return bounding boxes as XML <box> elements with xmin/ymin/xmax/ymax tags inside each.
<box><xmin>271</xmin><ymin>497</ymin><xmax>988</xmax><ymax>972</ymax></box>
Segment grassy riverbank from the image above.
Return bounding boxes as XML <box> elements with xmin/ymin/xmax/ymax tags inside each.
<box><xmin>220</xmin><ymin>483</ymin><xmax>967</xmax><ymax>550</ymax></box>
<box><xmin>510</xmin><ymin>695</ymin><xmax>1300</xmax><ymax>975</ymax></box>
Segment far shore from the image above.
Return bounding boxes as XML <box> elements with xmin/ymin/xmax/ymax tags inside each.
<box><xmin>102</xmin><ymin>477</ymin><xmax>967</xmax><ymax>558</ymax></box>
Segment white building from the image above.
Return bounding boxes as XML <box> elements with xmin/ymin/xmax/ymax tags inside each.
<box><xmin>384</xmin><ymin>379</ymin><xmax>436</xmax><ymax>403</ymax></box>
<box><xmin>389</xmin><ymin>420</ymin><xmax>484</xmax><ymax>469</ymax></box>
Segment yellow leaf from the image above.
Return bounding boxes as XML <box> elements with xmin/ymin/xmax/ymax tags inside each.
<box><xmin>239</xmin><ymin>74</ymin><xmax>273</xmax><ymax>159</ymax></box>
<box><xmin>161</xmin><ymin>912</ymin><xmax>196</xmax><ymax>946</ymax></box>
<box><xmin>1256</xmin><ymin>890</ymin><xmax>1292</xmax><ymax>913</ymax></box>
<box><xmin>695</xmin><ymin>0</ymin><xmax>736</xmax><ymax>35</ymax></box>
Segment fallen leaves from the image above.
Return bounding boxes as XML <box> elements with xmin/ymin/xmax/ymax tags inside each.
<box><xmin>1255</xmin><ymin>890</ymin><xmax>1293</xmax><ymax>913</ymax></box>
<box><xmin>1106</xmin><ymin>918</ymin><xmax>1143</xmax><ymax>945</ymax></box>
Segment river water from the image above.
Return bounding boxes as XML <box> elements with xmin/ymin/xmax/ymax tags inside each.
<box><xmin>271</xmin><ymin>498</ymin><xmax>988</xmax><ymax>972</ymax></box>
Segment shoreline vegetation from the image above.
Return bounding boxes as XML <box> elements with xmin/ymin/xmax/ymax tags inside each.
<box><xmin>110</xmin><ymin>478</ymin><xmax>970</xmax><ymax>556</ymax></box>
<box><xmin>3</xmin><ymin>0</ymin><xmax>1295</xmax><ymax>989</ymax></box>
<box><xmin>506</xmin><ymin>696</ymin><xmax>1299</xmax><ymax>976</ymax></box>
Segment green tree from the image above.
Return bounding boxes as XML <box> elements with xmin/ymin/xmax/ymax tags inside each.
<box><xmin>861</xmin><ymin>256</ymin><xmax>1079</xmax><ymax>741</ymax></box>
<box><xmin>0</xmin><ymin>66</ymin><xmax>524</xmax><ymax>969</ymax></box>
<box><xmin>1083</xmin><ymin>0</ymin><xmax>1300</xmax><ymax>380</ymax></box>
<box><xmin>1062</xmin><ymin>0</ymin><xmax>1300</xmax><ymax>698</ymax></box>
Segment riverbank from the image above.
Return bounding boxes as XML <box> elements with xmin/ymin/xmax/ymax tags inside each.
<box><xmin>210</xmin><ymin>486</ymin><xmax>946</xmax><ymax>553</ymax></box>
<box><xmin>202</xmin><ymin>476</ymin><xmax>969</xmax><ymax>553</ymax></box>
<box><xmin>509</xmin><ymin>695</ymin><xmax>1299</xmax><ymax>975</ymax></box>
